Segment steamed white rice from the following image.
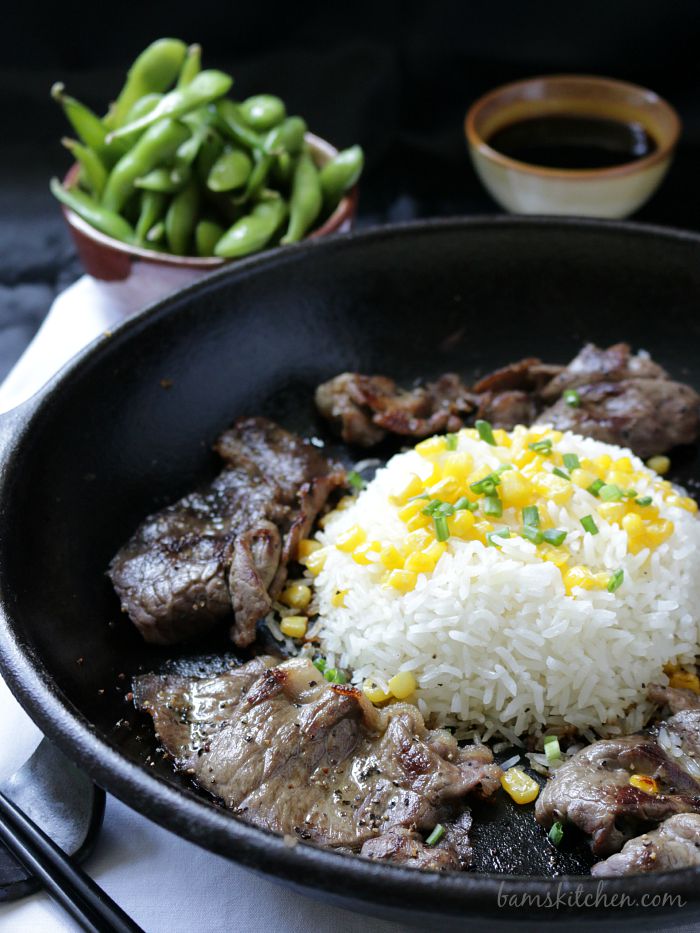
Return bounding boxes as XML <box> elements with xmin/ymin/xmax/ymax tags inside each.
<box><xmin>312</xmin><ymin>429</ymin><xmax>700</xmax><ymax>743</ymax></box>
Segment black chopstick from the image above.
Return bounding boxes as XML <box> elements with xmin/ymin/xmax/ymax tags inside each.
<box><xmin>0</xmin><ymin>788</ymin><xmax>143</xmax><ymax>933</ymax></box>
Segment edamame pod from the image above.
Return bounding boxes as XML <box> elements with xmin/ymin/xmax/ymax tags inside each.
<box><xmin>108</xmin><ymin>71</ymin><xmax>233</xmax><ymax>141</ymax></box>
<box><xmin>51</xmin><ymin>83</ymin><xmax>125</xmax><ymax>165</ymax></box>
<box><xmin>281</xmin><ymin>151</ymin><xmax>322</xmax><ymax>244</ymax></box>
<box><xmin>50</xmin><ymin>177</ymin><xmax>135</xmax><ymax>243</ymax></box>
<box><xmin>102</xmin><ymin>118</ymin><xmax>190</xmax><ymax>211</ymax></box>
<box><xmin>61</xmin><ymin>137</ymin><xmax>108</xmax><ymax>197</ymax></box>
<box><xmin>214</xmin><ymin>197</ymin><xmax>287</xmax><ymax>258</ymax></box>
<box><xmin>177</xmin><ymin>44</ymin><xmax>202</xmax><ymax>88</ymax></box>
<box><xmin>319</xmin><ymin>145</ymin><xmax>364</xmax><ymax>209</ymax></box>
<box><xmin>207</xmin><ymin>149</ymin><xmax>253</xmax><ymax>191</ymax></box>
<box><xmin>134</xmin><ymin>167</ymin><xmax>189</xmax><ymax>193</ymax></box>
<box><xmin>195</xmin><ymin>218</ymin><xmax>225</xmax><ymax>256</ymax></box>
<box><xmin>135</xmin><ymin>190</ymin><xmax>167</xmax><ymax>244</ymax></box>
<box><xmin>236</xmin><ymin>151</ymin><xmax>272</xmax><ymax>202</ymax></box>
<box><xmin>146</xmin><ymin>220</ymin><xmax>166</xmax><ymax>244</ymax></box>
<box><xmin>215</xmin><ymin>99</ymin><xmax>265</xmax><ymax>152</ymax></box>
<box><xmin>264</xmin><ymin>116</ymin><xmax>307</xmax><ymax>155</ymax></box>
<box><xmin>107</xmin><ymin>39</ymin><xmax>187</xmax><ymax>128</ymax></box>
<box><xmin>239</xmin><ymin>95</ymin><xmax>286</xmax><ymax>132</ymax></box>
<box><xmin>165</xmin><ymin>179</ymin><xmax>200</xmax><ymax>254</ymax></box>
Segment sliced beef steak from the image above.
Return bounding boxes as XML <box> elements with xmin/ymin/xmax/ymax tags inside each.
<box><xmin>539</xmin><ymin>342</ymin><xmax>669</xmax><ymax>401</ymax></box>
<box><xmin>134</xmin><ymin>657</ymin><xmax>501</xmax><ymax>863</ymax></box>
<box><xmin>109</xmin><ymin>418</ymin><xmax>344</xmax><ymax>647</ymax></box>
<box><xmin>592</xmin><ymin>813</ymin><xmax>700</xmax><ymax>876</ymax></box>
<box><xmin>360</xmin><ymin>811</ymin><xmax>473</xmax><ymax>871</ymax></box>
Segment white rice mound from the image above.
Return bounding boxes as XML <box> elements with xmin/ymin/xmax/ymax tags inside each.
<box><xmin>313</xmin><ymin>430</ymin><xmax>700</xmax><ymax>743</ymax></box>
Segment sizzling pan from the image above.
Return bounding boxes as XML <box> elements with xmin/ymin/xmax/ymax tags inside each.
<box><xmin>1</xmin><ymin>217</ymin><xmax>700</xmax><ymax>930</ymax></box>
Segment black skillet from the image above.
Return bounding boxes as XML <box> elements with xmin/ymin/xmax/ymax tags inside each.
<box><xmin>1</xmin><ymin>217</ymin><xmax>700</xmax><ymax>931</ymax></box>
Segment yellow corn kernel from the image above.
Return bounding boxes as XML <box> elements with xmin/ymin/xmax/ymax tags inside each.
<box><xmin>385</xmin><ymin>569</ymin><xmax>417</xmax><ymax>592</ymax></box>
<box><xmin>472</xmin><ymin>520</ymin><xmax>493</xmax><ymax>543</ymax></box>
<box><xmin>336</xmin><ymin>524</ymin><xmax>366</xmax><ymax>552</ymax></box>
<box><xmin>423</xmin><ymin>539</ymin><xmax>447</xmax><ymax>564</ymax></box>
<box><xmin>615</xmin><ymin>456</ymin><xmax>634</xmax><ymax>474</ymax></box>
<box><xmin>492</xmin><ymin>428</ymin><xmax>512</xmax><ymax>447</ymax></box>
<box><xmin>442</xmin><ymin>452</ymin><xmax>473</xmax><ymax>484</ymax></box>
<box><xmin>669</xmin><ymin>670</ymin><xmax>700</xmax><ymax>694</ymax></box>
<box><xmin>363</xmin><ymin>679</ymin><xmax>391</xmax><ymax>704</ymax></box>
<box><xmin>500</xmin><ymin>767</ymin><xmax>540</xmax><ymax>805</ymax></box>
<box><xmin>538</xmin><ymin>543</ymin><xmax>569</xmax><ymax>568</ymax></box>
<box><xmin>532</xmin><ymin>473</ymin><xmax>573</xmax><ymax>504</ymax></box>
<box><xmin>428</xmin><ymin>477</ymin><xmax>459</xmax><ymax>501</ymax></box>
<box><xmin>405</xmin><ymin>550</ymin><xmax>435</xmax><ymax>574</ymax></box>
<box><xmin>629</xmin><ymin>774</ymin><xmax>659</xmax><ymax>795</ymax></box>
<box><xmin>280</xmin><ymin>616</ymin><xmax>308</xmax><ymax>638</ymax></box>
<box><xmin>563</xmin><ymin>566</ymin><xmax>608</xmax><ymax>594</ymax></box>
<box><xmin>415</xmin><ymin>436</ymin><xmax>446</xmax><ymax>457</ymax></box>
<box><xmin>298</xmin><ymin>539</ymin><xmax>321</xmax><ymax>559</ymax></box>
<box><xmin>336</xmin><ymin>495</ymin><xmax>355</xmax><ymax>511</ymax></box>
<box><xmin>405</xmin><ymin>512</ymin><xmax>432</xmax><ymax>532</ymax></box>
<box><xmin>397</xmin><ymin>500</ymin><xmax>424</xmax><ymax>523</ymax></box>
<box><xmin>304</xmin><ymin>548</ymin><xmax>328</xmax><ymax>576</ymax></box>
<box><xmin>647</xmin><ymin>455</ymin><xmax>671</xmax><ymax>475</ymax></box>
<box><xmin>406</xmin><ymin>528</ymin><xmax>433</xmax><ymax>550</ymax></box>
<box><xmin>597</xmin><ymin>502</ymin><xmax>626</xmax><ymax>524</ymax></box>
<box><xmin>331</xmin><ymin>589</ymin><xmax>348</xmax><ymax>608</ymax></box>
<box><xmin>512</xmin><ymin>448</ymin><xmax>537</xmax><ymax>469</ymax></box>
<box><xmin>643</xmin><ymin>519</ymin><xmax>674</xmax><ymax>549</ymax></box>
<box><xmin>390</xmin><ymin>472</ymin><xmax>424</xmax><ymax>506</ymax></box>
<box><xmin>379</xmin><ymin>543</ymin><xmax>405</xmax><ymax>570</ymax></box>
<box><xmin>621</xmin><ymin>513</ymin><xmax>644</xmax><ymax>537</ymax></box>
<box><xmin>352</xmin><ymin>541</ymin><xmax>380</xmax><ymax>565</ymax></box>
<box><xmin>280</xmin><ymin>582</ymin><xmax>312</xmax><ymax>610</ymax></box>
<box><xmin>667</xmin><ymin>494</ymin><xmax>699</xmax><ymax>513</ymax></box>
<box><xmin>451</xmin><ymin>509</ymin><xmax>476</xmax><ymax>537</ymax></box>
<box><xmin>571</xmin><ymin>468</ymin><xmax>598</xmax><ymax>490</ymax></box>
<box><xmin>499</xmin><ymin>470</ymin><xmax>533</xmax><ymax>508</ymax></box>
<box><xmin>388</xmin><ymin>671</ymin><xmax>417</xmax><ymax>699</ymax></box>
<box><xmin>593</xmin><ymin>454</ymin><xmax>613</xmax><ymax>473</ymax></box>
<box><xmin>606</xmin><ymin>470</ymin><xmax>631</xmax><ymax>489</ymax></box>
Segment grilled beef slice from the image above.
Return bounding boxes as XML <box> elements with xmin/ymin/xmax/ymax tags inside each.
<box><xmin>133</xmin><ymin>656</ymin><xmax>501</xmax><ymax>862</ymax></box>
<box><xmin>109</xmin><ymin>418</ymin><xmax>345</xmax><ymax>648</ymax></box>
<box><xmin>591</xmin><ymin>813</ymin><xmax>700</xmax><ymax>876</ymax></box>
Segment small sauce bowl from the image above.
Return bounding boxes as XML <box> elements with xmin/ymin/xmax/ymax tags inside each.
<box><xmin>465</xmin><ymin>75</ymin><xmax>681</xmax><ymax>218</ymax></box>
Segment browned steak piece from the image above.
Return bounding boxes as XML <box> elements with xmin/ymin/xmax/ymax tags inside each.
<box><xmin>539</xmin><ymin>343</ymin><xmax>669</xmax><ymax>402</ymax></box>
<box><xmin>133</xmin><ymin>657</ymin><xmax>501</xmax><ymax>858</ymax></box>
<box><xmin>472</xmin><ymin>358</ymin><xmax>563</xmax><ymax>396</ymax></box>
<box><xmin>648</xmin><ymin>683</ymin><xmax>700</xmax><ymax>715</ymax></box>
<box><xmin>360</xmin><ymin>811</ymin><xmax>473</xmax><ymax>871</ymax></box>
<box><xmin>535</xmin><ymin>711</ymin><xmax>700</xmax><ymax>857</ymax></box>
<box><xmin>592</xmin><ymin>813</ymin><xmax>700</xmax><ymax>876</ymax></box>
<box><xmin>109</xmin><ymin>418</ymin><xmax>344</xmax><ymax>648</ymax></box>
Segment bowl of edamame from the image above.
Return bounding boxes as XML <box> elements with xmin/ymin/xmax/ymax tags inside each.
<box><xmin>50</xmin><ymin>38</ymin><xmax>363</xmax><ymax>282</ymax></box>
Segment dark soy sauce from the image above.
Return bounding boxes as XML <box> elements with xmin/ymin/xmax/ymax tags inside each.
<box><xmin>487</xmin><ymin>115</ymin><xmax>657</xmax><ymax>169</ymax></box>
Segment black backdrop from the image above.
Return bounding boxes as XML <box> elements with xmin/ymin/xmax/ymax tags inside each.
<box><xmin>3</xmin><ymin>0</ymin><xmax>700</xmax><ymax>382</ymax></box>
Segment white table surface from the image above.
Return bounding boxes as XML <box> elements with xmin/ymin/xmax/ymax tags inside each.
<box><xmin>0</xmin><ymin>274</ymin><xmax>695</xmax><ymax>933</ymax></box>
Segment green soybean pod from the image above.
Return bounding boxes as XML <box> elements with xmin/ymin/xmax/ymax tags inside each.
<box><xmin>146</xmin><ymin>220</ymin><xmax>167</xmax><ymax>245</ymax></box>
<box><xmin>177</xmin><ymin>44</ymin><xmax>202</xmax><ymax>87</ymax></box>
<box><xmin>134</xmin><ymin>167</ymin><xmax>188</xmax><ymax>193</ymax></box>
<box><xmin>51</xmin><ymin>83</ymin><xmax>125</xmax><ymax>165</ymax></box>
<box><xmin>236</xmin><ymin>150</ymin><xmax>272</xmax><ymax>202</ymax></box>
<box><xmin>135</xmin><ymin>190</ymin><xmax>167</xmax><ymax>244</ymax></box>
<box><xmin>108</xmin><ymin>71</ymin><xmax>234</xmax><ymax>141</ymax></box>
<box><xmin>107</xmin><ymin>38</ymin><xmax>187</xmax><ymax>128</ymax></box>
<box><xmin>214</xmin><ymin>197</ymin><xmax>287</xmax><ymax>258</ymax></box>
<box><xmin>102</xmin><ymin>118</ymin><xmax>190</xmax><ymax>212</ymax></box>
<box><xmin>239</xmin><ymin>95</ymin><xmax>286</xmax><ymax>132</ymax></box>
<box><xmin>215</xmin><ymin>99</ymin><xmax>264</xmax><ymax>152</ymax></box>
<box><xmin>207</xmin><ymin>149</ymin><xmax>253</xmax><ymax>191</ymax></box>
<box><xmin>319</xmin><ymin>145</ymin><xmax>364</xmax><ymax>209</ymax></box>
<box><xmin>50</xmin><ymin>177</ymin><xmax>135</xmax><ymax>243</ymax></box>
<box><xmin>165</xmin><ymin>179</ymin><xmax>199</xmax><ymax>254</ymax></box>
<box><xmin>195</xmin><ymin>218</ymin><xmax>225</xmax><ymax>256</ymax></box>
<box><xmin>61</xmin><ymin>137</ymin><xmax>108</xmax><ymax>198</ymax></box>
<box><xmin>196</xmin><ymin>131</ymin><xmax>225</xmax><ymax>184</ymax></box>
<box><xmin>281</xmin><ymin>151</ymin><xmax>322</xmax><ymax>245</ymax></box>
<box><xmin>264</xmin><ymin>116</ymin><xmax>307</xmax><ymax>155</ymax></box>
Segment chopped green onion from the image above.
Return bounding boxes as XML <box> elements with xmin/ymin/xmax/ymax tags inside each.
<box><xmin>580</xmin><ymin>514</ymin><xmax>599</xmax><ymax>535</ymax></box>
<box><xmin>548</xmin><ymin>821</ymin><xmax>564</xmax><ymax>846</ymax></box>
<box><xmin>622</xmin><ymin>488</ymin><xmax>638</xmax><ymax>499</ymax></box>
<box><xmin>587</xmin><ymin>478</ymin><xmax>605</xmax><ymax>497</ymax></box>
<box><xmin>562</xmin><ymin>453</ymin><xmax>580</xmax><ymax>472</ymax></box>
<box><xmin>454</xmin><ymin>496</ymin><xmax>477</xmax><ymax>511</ymax></box>
<box><xmin>635</xmin><ymin>496</ymin><xmax>653</xmax><ymax>506</ymax></box>
<box><xmin>422</xmin><ymin>498</ymin><xmax>443</xmax><ymax>516</ymax></box>
<box><xmin>487</xmin><ymin>528</ymin><xmax>510</xmax><ymax>547</ymax></box>
<box><xmin>347</xmin><ymin>470</ymin><xmax>365</xmax><ymax>491</ymax></box>
<box><xmin>563</xmin><ymin>389</ymin><xmax>581</xmax><ymax>408</ymax></box>
<box><xmin>544</xmin><ymin>735</ymin><xmax>561</xmax><ymax>762</ymax></box>
<box><xmin>313</xmin><ymin>657</ymin><xmax>327</xmax><ymax>673</ymax></box>
<box><xmin>470</xmin><ymin>473</ymin><xmax>501</xmax><ymax>495</ymax></box>
<box><xmin>408</xmin><ymin>493</ymin><xmax>431</xmax><ymax>502</ymax></box>
<box><xmin>437</xmin><ymin>501</ymin><xmax>455</xmax><ymax>516</ymax></box>
<box><xmin>434</xmin><ymin>514</ymin><xmax>450</xmax><ymax>542</ymax></box>
<box><xmin>522</xmin><ymin>505</ymin><xmax>540</xmax><ymax>527</ymax></box>
<box><xmin>426</xmin><ymin>823</ymin><xmax>445</xmax><ymax>846</ymax></box>
<box><xmin>529</xmin><ymin>438</ymin><xmax>553</xmax><ymax>455</ymax></box>
<box><xmin>324</xmin><ymin>667</ymin><xmax>347</xmax><ymax>684</ymax></box>
<box><xmin>476</xmin><ymin>419</ymin><xmax>497</xmax><ymax>446</ymax></box>
<box><xmin>445</xmin><ymin>433</ymin><xmax>458</xmax><ymax>451</ymax></box>
<box><xmin>552</xmin><ymin>467</ymin><xmax>570</xmax><ymax>480</ymax></box>
<box><xmin>521</xmin><ymin>525</ymin><xmax>544</xmax><ymax>545</ymax></box>
<box><xmin>542</xmin><ymin>529</ymin><xmax>567</xmax><ymax>546</ymax></box>
<box><xmin>483</xmin><ymin>494</ymin><xmax>503</xmax><ymax>518</ymax></box>
<box><xmin>599</xmin><ymin>484</ymin><xmax>623</xmax><ymax>502</ymax></box>
<box><xmin>607</xmin><ymin>568</ymin><xmax>624</xmax><ymax>593</ymax></box>
<box><xmin>496</xmin><ymin>463</ymin><xmax>514</xmax><ymax>474</ymax></box>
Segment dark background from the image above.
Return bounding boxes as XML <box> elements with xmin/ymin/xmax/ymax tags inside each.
<box><xmin>2</xmin><ymin>0</ymin><xmax>700</xmax><ymax>383</ymax></box>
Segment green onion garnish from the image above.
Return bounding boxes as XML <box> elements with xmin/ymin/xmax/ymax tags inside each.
<box><xmin>552</xmin><ymin>467</ymin><xmax>570</xmax><ymax>480</ymax></box>
<box><xmin>434</xmin><ymin>514</ymin><xmax>450</xmax><ymax>542</ymax></box>
<box><xmin>563</xmin><ymin>389</ymin><xmax>581</xmax><ymax>408</ymax></box>
<box><xmin>562</xmin><ymin>453</ymin><xmax>580</xmax><ymax>472</ymax></box>
<box><xmin>426</xmin><ymin>824</ymin><xmax>445</xmax><ymax>846</ymax></box>
<box><xmin>580</xmin><ymin>515</ymin><xmax>599</xmax><ymax>535</ymax></box>
<box><xmin>599</xmin><ymin>484</ymin><xmax>623</xmax><ymax>502</ymax></box>
<box><xmin>496</xmin><ymin>463</ymin><xmax>514</xmax><ymax>474</ymax></box>
<box><xmin>324</xmin><ymin>667</ymin><xmax>347</xmax><ymax>684</ymax></box>
<box><xmin>544</xmin><ymin>735</ymin><xmax>561</xmax><ymax>762</ymax></box>
<box><xmin>313</xmin><ymin>657</ymin><xmax>327</xmax><ymax>673</ymax></box>
<box><xmin>622</xmin><ymin>488</ymin><xmax>638</xmax><ymax>499</ymax></box>
<box><xmin>635</xmin><ymin>496</ymin><xmax>653</xmax><ymax>506</ymax></box>
<box><xmin>422</xmin><ymin>498</ymin><xmax>443</xmax><ymax>516</ymax></box>
<box><xmin>548</xmin><ymin>821</ymin><xmax>564</xmax><ymax>846</ymax></box>
<box><xmin>454</xmin><ymin>496</ymin><xmax>477</xmax><ymax>511</ymax></box>
<box><xmin>529</xmin><ymin>438</ymin><xmax>553</xmax><ymax>455</ymax></box>
<box><xmin>476</xmin><ymin>419</ymin><xmax>497</xmax><ymax>445</ymax></box>
<box><xmin>607</xmin><ymin>568</ymin><xmax>624</xmax><ymax>593</ymax></box>
<box><xmin>408</xmin><ymin>493</ymin><xmax>431</xmax><ymax>503</ymax></box>
<box><xmin>487</xmin><ymin>528</ymin><xmax>510</xmax><ymax>547</ymax></box>
<box><xmin>437</xmin><ymin>501</ymin><xmax>455</xmax><ymax>516</ymax></box>
<box><xmin>542</xmin><ymin>529</ymin><xmax>567</xmax><ymax>546</ymax></box>
<box><xmin>347</xmin><ymin>470</ymin><xmax>365</xmax><ymax>491</ymax></box>
<box><xmin>521</xmin><ymin>525</ymin><xmax>544</xmax><ymax>545</ymax></box>
<box><xmin>522</xmin><ymin>505</ymin><xmax>540</xmax><ymax>527</ymax></box>
<box><xmin>587</xmin><ymin>478</ymin><xmax>605</xmax><ymax>497</ymax></box>
<box><xmin>470</xmin><ymin>473</ymin><xmax>501</xmax><ymax>495</ymax></box>
<box><xmin>445</xmin><ymin>433</ymin><xmax>458</xmax><ymax>451</ymax></box>
<box><xmin>483</xmin><ymin>494</ymin><xmax>503</xmax><ymax>518</ymax></box>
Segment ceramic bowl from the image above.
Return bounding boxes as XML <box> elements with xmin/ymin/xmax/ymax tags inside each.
<box><xmin>465</xmin><ymin>75</ymin><xmax>681</xmax><ymax>218</ymax></box>
<box><xmin>60</xmin><ymin>132</ymin><xmax>358</xmax><ymax>283</ymax></box>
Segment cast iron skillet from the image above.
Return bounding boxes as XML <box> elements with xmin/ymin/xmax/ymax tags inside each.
<box><xmin>1</xmin><ymin>217</ymin><xmax>700</xmax><ymax>930</ymax></box>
